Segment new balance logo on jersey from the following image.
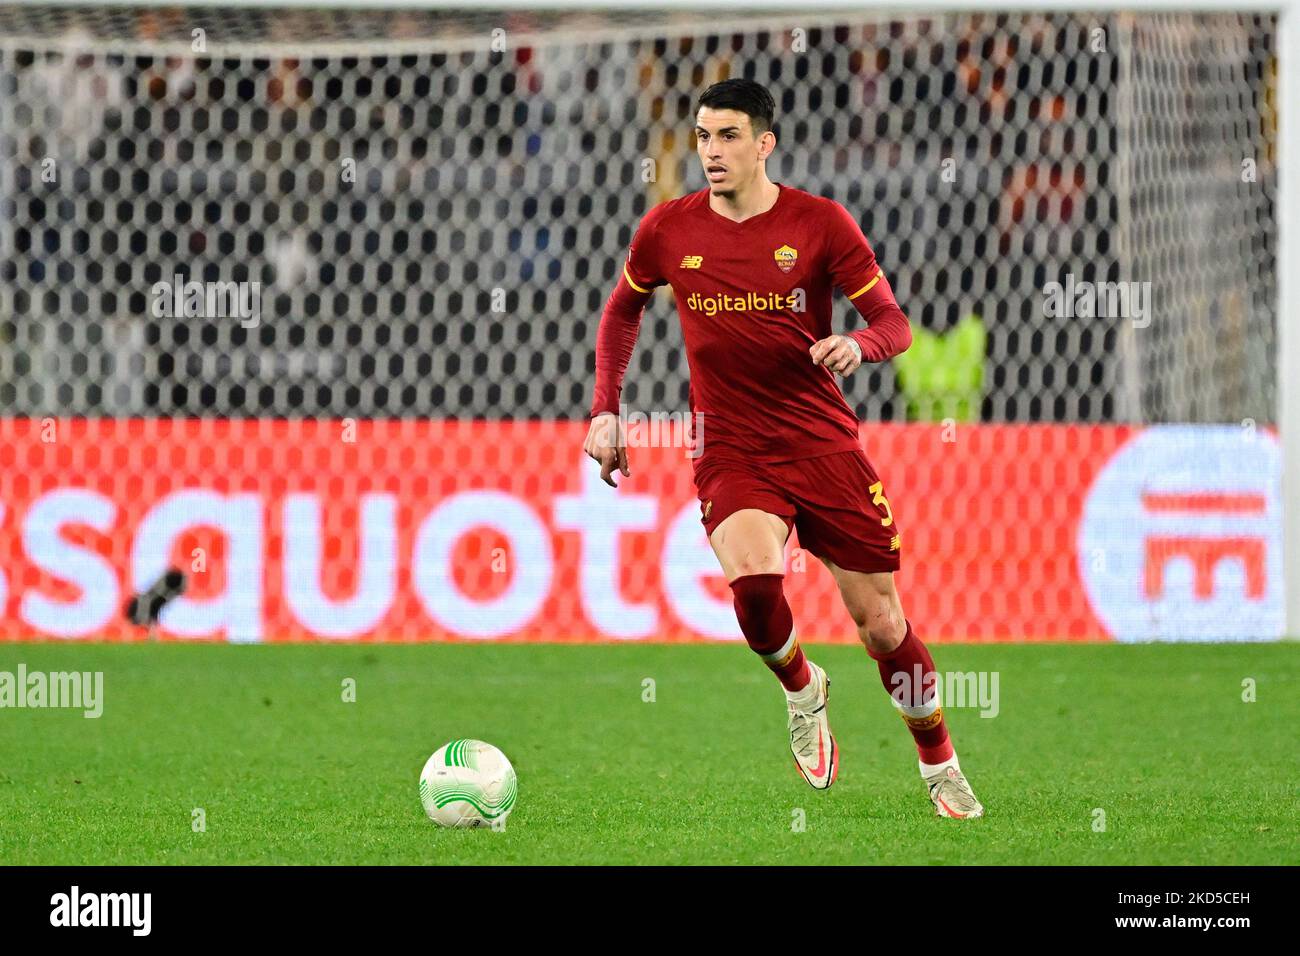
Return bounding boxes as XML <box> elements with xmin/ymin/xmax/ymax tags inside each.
<box><xmin>680</xmin><ymin>255</ymin><xmax>703</xmax><ymax>269</ymax></box>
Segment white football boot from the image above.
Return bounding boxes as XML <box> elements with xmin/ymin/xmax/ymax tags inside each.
<box><xmin>786</xmin><ymin>661</ymin><xmax>839</xmax><ymax>789</ymax></box>
<box><xmin>924</xmin><ymin>764</ymin><xmax>984</xmax><ymax>819</ymax></box>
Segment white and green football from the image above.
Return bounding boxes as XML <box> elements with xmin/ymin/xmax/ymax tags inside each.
<box><xmin>419</xmin><ymin>739</ymin><xmax>518</xmax><ymax>828</ymax></box>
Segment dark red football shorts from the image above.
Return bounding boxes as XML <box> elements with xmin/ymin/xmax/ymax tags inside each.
<box><xmin>694</xmin><ymin>448</ymin><xmax>901</xmax><ymax>574</ymax></box>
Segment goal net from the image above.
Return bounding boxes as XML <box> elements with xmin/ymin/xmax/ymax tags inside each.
<box><xmin>0</xmin><ymin>4</ymin><xmax>1285</xmax><ymax>643</ymax></box>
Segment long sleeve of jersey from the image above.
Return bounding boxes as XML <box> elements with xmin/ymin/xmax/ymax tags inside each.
<box><xmin>844</xmin><ymin>268</ymin><xmax>912</xmax><ymax>362</ymax></box>
<box><xmin>823</xmin><ymin>199</ymin><xmax>913</xmax><ymax>362</ymax></box>
<box><xmin>590</xmin><ymin>278</ymin><xmax>653</xmax><ymax>417</ymax></box>
<box><xmin>590</xmin><ymin>209</ymin><xmax>666</xmax><ymax>417</ymax></box>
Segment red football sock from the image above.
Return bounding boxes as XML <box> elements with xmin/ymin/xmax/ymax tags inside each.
<box><xmin>729</xmin><ymin>573</ymin><xmax>811</xmax><ymax>692</ymax></box>
<box><xmin>866</xmin><ymin>620</ymin><xmax>954</xmax><ymax>764</ymax></box>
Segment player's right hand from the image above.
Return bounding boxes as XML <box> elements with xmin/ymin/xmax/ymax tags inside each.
<box><xmin>583</xmin><ymin>412</ymin><xmax>630</xmax><ymax>487</ymax></box>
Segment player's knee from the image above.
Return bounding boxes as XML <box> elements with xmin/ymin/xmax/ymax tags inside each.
<box><xmin>844</xmin><ymin>601</ymin><xmax>871</xmax><ymax>630</ymax></box>
<box><xmin>728</xmin><ymin>552</ymin><xmax>784</xmax><ymax>579</ymax></box>
<box><xmin>856</xmin><ymin>604</ymin><xmax>905</xmax><ymax>653</ymax></box>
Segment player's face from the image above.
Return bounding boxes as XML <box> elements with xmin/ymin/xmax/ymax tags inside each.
<box><xmin>694</xmin><ymin>107</ymin><xmax>773</xmax><ymax>194</ymax></box>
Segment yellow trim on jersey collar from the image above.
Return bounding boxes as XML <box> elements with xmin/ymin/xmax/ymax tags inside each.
<box><xmin>847</xmin><ymin>268</ymin><xmax>883</xmax><ymax>300</ymax></box>
<box><xmin>623</xmin><ymin>265</ymin><xmax>651</xmax><ymax>294</ymax></box>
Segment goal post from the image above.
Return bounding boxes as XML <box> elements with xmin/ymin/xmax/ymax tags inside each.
<box><xmin>1277</xmin><ymin>0</ymin><xmax>1300</xmax><ymax>640</ymax></box>
<box><xmin>0</xmin><ymin>0</ymin><xmax>1292</xmax><ymax>641</ymax></box>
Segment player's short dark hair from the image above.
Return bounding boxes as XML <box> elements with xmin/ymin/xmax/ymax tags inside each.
<box><xmin>696</xmin><ymin>78</ymin><xmax>775</xmax><ymax>137</ymax></box>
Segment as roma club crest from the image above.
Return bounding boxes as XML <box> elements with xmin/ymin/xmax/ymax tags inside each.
<box><xmin>773</xmin><ymin>244</ymin><xmax>798</xmax><ymax>274</ymax></box>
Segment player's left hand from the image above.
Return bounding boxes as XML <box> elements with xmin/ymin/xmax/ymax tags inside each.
<box><xmin>810</xmin><ymin>334</ymin><xmax>862</xmax><ymax>376</ymax></box>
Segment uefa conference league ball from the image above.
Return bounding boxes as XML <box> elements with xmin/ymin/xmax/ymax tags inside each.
<box><xmin>419</xmin><ymin>739</ymin><xmax>518</xmax><ymax>828</ymax></box>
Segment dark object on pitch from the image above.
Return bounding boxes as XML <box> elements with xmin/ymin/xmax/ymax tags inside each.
<box><xmin>125</xmin><ymin>568</ymin><xmax>188</xmax><ymax>627</ymax></box>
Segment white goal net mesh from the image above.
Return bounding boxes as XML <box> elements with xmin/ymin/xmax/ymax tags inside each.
<box><xmin>0</xmin><ymin>5</ymin><xmax>1278</xmax><ymax>423</ymax></box>
<box><xmin>0</xmin><ymin>5</ymin><xmax>1282</xmax><ymax>644</ymax></box>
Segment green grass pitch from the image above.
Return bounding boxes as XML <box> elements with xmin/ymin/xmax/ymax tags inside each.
<box><xmin>1</xmin><ymin>642</ymin><xmax>1295</xmax><ymax>865</ymax></box>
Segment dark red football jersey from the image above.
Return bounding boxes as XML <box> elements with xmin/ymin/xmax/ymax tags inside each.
<box><xmin>596</xmin><ymin>183</ymin><xmax>908</xmax><ymax>466</ymax></box>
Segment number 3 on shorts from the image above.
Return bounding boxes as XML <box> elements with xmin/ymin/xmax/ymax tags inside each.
<box><xmin>868</xmin><ymin>480</ymin><xmax>894</xmax><ymax>527</ymax></box>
